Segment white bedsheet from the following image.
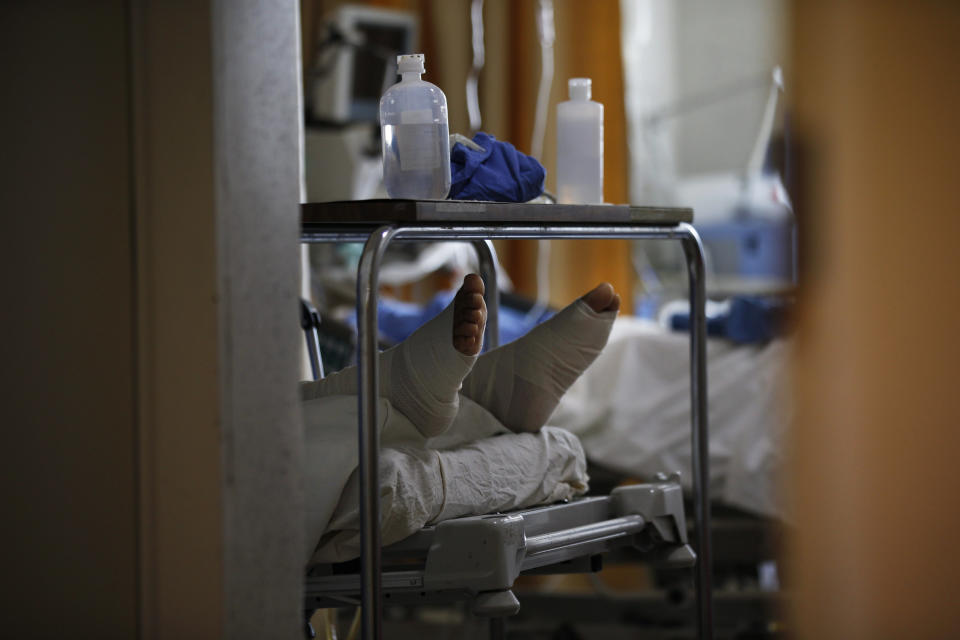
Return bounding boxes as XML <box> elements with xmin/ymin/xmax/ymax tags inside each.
<box><xmin>550</xmin><ymin>317</ymin><xmax>791</xmax><ymax>518</ymax></box>
<box><xmin>303</xmin><ymin>392</ymin><xmax>588</xmax><ymax>564</ymax></box>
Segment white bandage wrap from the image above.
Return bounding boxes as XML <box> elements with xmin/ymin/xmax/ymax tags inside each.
<box><xmin>312</xmin><ymin>444</ymin><xmax>445</xmax><ymax>563</ymax></box>
<box><xmin>433</xmin><ymin>425</ymin><xmax>589</xmax><ymax>522</ymax></box>
<box><xmin>311</xmin><ymin>413</ymin><xmax>588</xmax><ymax>564</ymax></box>
<box><xmin>461</xmin><ymin>299</ymin><xmax>616</xmax><ymax>433</ymax></box>
<box><xmin>300</xmin><ymin>299</ymin><xmax>477</xmax><ymax>438</ymax></box>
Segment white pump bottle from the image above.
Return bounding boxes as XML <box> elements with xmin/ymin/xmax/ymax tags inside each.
<box><xmin>379</xmin><ymin>54</ymin><xmax>451</xmax><ymax>200</ymax></box>
<box><xmin>556</xmin><ymin>78</ymin><xmax>604</xmax><ymax>204</ymax></box>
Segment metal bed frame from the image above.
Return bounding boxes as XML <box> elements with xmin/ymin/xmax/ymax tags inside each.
<box><xmin>305</xmin><ymin>478</ymin><xmax>696</xmax><ymax>613</ymax></box>
<box><xmin>301</xmin><ymin>199</ymin><xmax>712</xmax><ymax>639</ymax></box>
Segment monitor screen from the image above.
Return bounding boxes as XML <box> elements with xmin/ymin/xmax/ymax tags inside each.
<box><xmin>310</xmin><ymin>6</ymin><xmax>418</xmax><ymax>124</ymax></box>
<box><xmin>351</xmin><ymin>21</ymin><xmax>411</xmax><ymax>113</ymax></box>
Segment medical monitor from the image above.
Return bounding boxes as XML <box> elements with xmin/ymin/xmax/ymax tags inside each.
<box><xmin>310</xmin><ymin>5</ymin><xmax>418</xmax><ymax>124</ymax></box>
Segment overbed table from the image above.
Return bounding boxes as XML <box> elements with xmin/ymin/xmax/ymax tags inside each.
<box><xmin>300</xmin><ymin>199</ymin><xmax>713</xmax><ymax>640</ymax></box>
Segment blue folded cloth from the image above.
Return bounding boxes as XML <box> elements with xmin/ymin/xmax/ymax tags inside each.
<box><xmin>449</xmin><ymin>132</ymin><xmax>545</xmax><ymax>202</ymax></box>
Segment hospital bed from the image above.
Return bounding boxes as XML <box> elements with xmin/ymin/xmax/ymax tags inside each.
<box><xmin>300</xmin><ymin>199</ymin><xmax>712</xmax><ymax>639</ymax></box>
<box><xmin>304</xmin><ymin>475</ymin><xmax>696</xmax><ymax>614</ymax></box>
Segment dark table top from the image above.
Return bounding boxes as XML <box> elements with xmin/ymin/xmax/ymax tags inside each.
<box><xmin>301</xmin><ymin>199</ymin><xmax>693</xmax><ymax>226</ymax></box>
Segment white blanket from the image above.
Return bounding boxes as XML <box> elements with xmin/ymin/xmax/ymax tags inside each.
<box><xmin>303</xmin><ymin>392</ymin><xmax>588</xmax><ymax>564</ymax></box>
<box><xmin>550</xmin><ymin>317</ymin><xmax>791</xmax><ymax>518</ymax></box>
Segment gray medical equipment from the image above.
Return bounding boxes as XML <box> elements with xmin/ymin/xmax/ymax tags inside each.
<box><xmin>305</xmin><ymin>5</ymin><xmax>419</xmax><ymax>203</ymax></box>
<box><xmin>309</xmin><ymin>5</ymin><xmax>418</xmax><ymax>124</ymax></box>
<box><xmin>639</xmin><ymin>67</ymin><xmax>795</xmax><ymax>300</ymax></box>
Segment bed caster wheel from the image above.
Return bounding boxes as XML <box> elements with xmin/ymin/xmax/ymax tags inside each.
<box><xmin>472</xmin><ymin>589</ymin><xmax>520</xmax><ymax>617</ymax></box>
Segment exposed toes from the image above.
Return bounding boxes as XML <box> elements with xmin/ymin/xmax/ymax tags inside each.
<box><xmin>452</xmin><ymin>274</ymin><xmax>487</xmax><ymax>356</ymax></box>
<box><xmin>458</xmin><ymin>307</ymin><xmax>485</xmax><ymax>324</ymax></box>
<box><xmin>460</xmin><ymin>273</ymin><xmax>485</xmax><ymax>296</ymax></box>
<box><xmin>604</xmin><ymin>293</ymin><xmax>622</xmax><ymax>313</ymax></box>
<box><xmin>582</xmin><ymin>282</ymin><xmax>619</xmax><ymax>313</ymax></box>
<box><xmin>453</xmin><ymin>335</ymin><xmax>481</xmax><ymax>354</ymax></box>
<box><xmin>454</xmin><ymin>320</ymin><xmax>481</xmax><ymax>337</ymax></box>
<box><xmin>459</xmin><ymin>292</ymin><xmax>485</xmax><ymax>312</ymax></box>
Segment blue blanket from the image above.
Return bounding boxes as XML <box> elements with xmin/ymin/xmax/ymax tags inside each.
<box><xmin>349</xmin><ymin>290</ymin><xmax>552</xmax><ymax>348</ymax></box>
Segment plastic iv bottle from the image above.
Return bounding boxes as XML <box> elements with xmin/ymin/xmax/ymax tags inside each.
<box><xmin>556</xmin><ymin>78</ymin><xmax>603</xmax><ymax>204</ymax></box>
<box><xmin>379</xmin><ymin>53</ymin><xmax>451</xmax><ymax>199</ymax></box>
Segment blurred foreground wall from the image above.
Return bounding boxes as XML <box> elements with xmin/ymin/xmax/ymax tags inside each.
<box><xmin>789</xmin><ymin>2</ymin><xmax>960</xmax><ymax>637</ymax></box>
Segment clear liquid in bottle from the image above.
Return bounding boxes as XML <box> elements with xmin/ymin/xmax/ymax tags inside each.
<box><xmin>381</xmin><ymin>122</ymin><xmax>450</xmax><ymax>199</ymax></box>
<box><xmin>557</xmin><ymin>78</ymin><xmax>604</xmax><ymax>204</ymax></box>
<box><xmin>380</xmin><ymin>54</ymin><xmax>451</xmax><ymax>200</ymax></box>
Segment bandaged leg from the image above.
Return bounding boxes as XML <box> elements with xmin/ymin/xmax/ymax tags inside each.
<box><xmin>311</xmin><ymin>445</ymin><xmax>444</xmax><ymax>564</ymax></box>
<box><xmin>460</xmin><ymin>283</ymin><xmax>619</xmax><ymax>433</ymax></box>
<box><xmin>311</xmin><ymin>421</ymin><xmax>589</xmax><ymax>564</ymax></box>
<box><xmin>299</xmin><ymin>275</ymin><xmax>486</xmax><ymax>438</ymax></box>
<box><xmin>432</xmin><ymin>425</ymin><xmax>589</xmax><ymax>522</ymax></box>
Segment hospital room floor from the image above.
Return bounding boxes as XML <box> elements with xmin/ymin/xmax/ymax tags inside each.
<box><xmin>350</xmin><ymin>574</ymin><xmax>784</xmax><ymax>640</ymax></box>
<box><xmin>377</xmin><ymin>611</ymin><xmax>783</xmax><ymax>640</ymax></box>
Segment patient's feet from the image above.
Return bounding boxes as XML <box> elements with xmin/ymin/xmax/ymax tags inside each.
<box><xmin>459</xmin><ymin>280</ymin><xmax>620</xmax><ymax>434</ymax></box>
<box><xmin>305</xmin><ymin>274</ymin><xmax>487</xmax><ymax>440</ymax></box>
<box><xmin>367</xmin><ymin>274</ymin><xmax>485</xmax><ymax>439</ymax></box>
<box><xmin>452</xmin><ymin>274</ymin><xmax>487</xmax><ymax>356</ymax></box>
<box><xmin>581</xmin><ymin>282</ymin><xmax>621</xmax><ymax>314</ymax></box>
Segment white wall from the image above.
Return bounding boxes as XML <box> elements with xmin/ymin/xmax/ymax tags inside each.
<box><xmin>673</xmin><ymin>0</ymin><xmax>789</xmax><ymax>176</ymax></box>
<box><xmin>621</xmin><ymin>0</ymin><xmax>789</xmax><ymax>202</ymax></box>
<box><xmin>211</xmin><ymin>2</ymin><xmax>305</xmax><ymax>636</ymax></box>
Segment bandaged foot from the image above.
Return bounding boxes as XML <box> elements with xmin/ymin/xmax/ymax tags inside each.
<box><xmin>301</xmin><ymin>275</ymin><xmax>486</xmax><ymax>438</ymax></box>
<box><xmin>460</xmin><ymin>282</ymin><xmax>620</xmax><ymax>433</ymax></box>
